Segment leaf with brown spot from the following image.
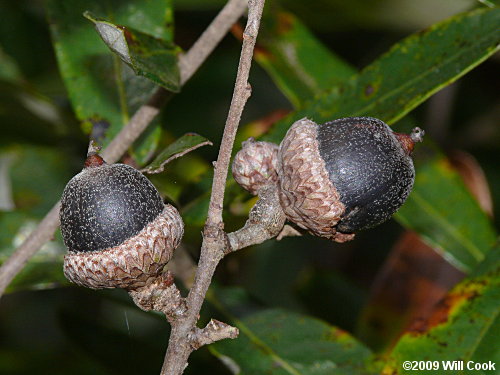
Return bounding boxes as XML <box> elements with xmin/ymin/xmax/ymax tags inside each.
<box><xmin>407</xmin><ymin>282</ymin><xmax>483</xmax><ymax>335</ymax></box>
<box><xmin>382</xmin><ymin>245</ymin><xmax>500</xmax><ymax>374</ymax></box>
<box><xmin>356</xmin><ymin>149</ymin><xmax>491</xmax><ymax>350</ymax></box>
<box><xmin>356</xmin><ymin>231</ymin><xmax>465</xmax><ymax>351</ymax></box>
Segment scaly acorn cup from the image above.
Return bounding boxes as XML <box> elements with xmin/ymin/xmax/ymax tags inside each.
<box><xmin>277</xmin><ymin>117</ymin><xmax>423</xmax><ymax>242</ymax></box>
<box><xmin>60</xmin><ymin>151</ymin><xmax>184</xmax><ymax>290</ymax></box>
<box><xmin>232</xmin><ymin>138</ymin><xmax>279</xmax><ymax>195</ymax></box>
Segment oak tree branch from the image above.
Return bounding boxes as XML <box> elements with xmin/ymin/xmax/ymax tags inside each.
<box><xmin>160</xmin><ymin>0</ymin><xmax>266</xmax><ymax>374</ymax></box>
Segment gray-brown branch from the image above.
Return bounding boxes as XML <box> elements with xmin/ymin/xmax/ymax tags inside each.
<box><xmin>128</xmin><ymin>271</ymin><xmax>187</xmax><ymax>323</ymax></box>
<box><xmin>227</xmin><ymin>185</ymin><xmax>286</xmax><ymax>251</ymax></box>
<box><xmin>160</xmin><ymin>0</ymin><xmax>266</xmax><ymax>374</ymax></box>
<box><xmin>0</xmin><ymin>0</ymin><xmax>249</xmax><ymax>298</ymax></box>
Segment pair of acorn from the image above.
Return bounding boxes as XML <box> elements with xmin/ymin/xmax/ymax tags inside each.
<box><xmin>60</xmin><ymin>117</ymin><xmax>423</xmax><ymax>289</ymax></box>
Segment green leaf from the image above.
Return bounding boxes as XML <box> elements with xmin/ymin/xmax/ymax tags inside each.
<box><xmin>150</xmin><ymin>154</ymin><xmax>212</xmax><ymax>203</ymax></box>
<box><xmin>182</xmin><ymin>190</ymin><xmax>211</xmax><ymax>227</ymax></box>
<box><xmin>258</xmin><ymin>11</ymin><xmax>355</xmax><ymax>108</ymax></box>
<box><xmin>46</xmin><ymin>0</ymin><xmax>174</xmax><ymax>150</ymax></box>
<box><xmin>383</xmin><ymin>245</ymin><xmax>500</xmax><ymax>374</ymax></box>
<box><xmin>396</xmin><ymin>152</ymin><xmax>497</xmax><ymax>273</ymax></box>
<box><xmin>84</xmin><ymin>11</ymin><xmax>180</xmax><ymax>92</ymax></box>
<box><xmin>265</xmin><ymin>7</ymin><xmax>500</xmax><ymax>143</ymax></box>
<box><xmin>0</xmin><ymin>145</ymin><xmax>73</xmax><ymax>293</ymax></box>
<box><xmin>129</xmin><ymin>121</ymin><xmax>163</xmax><ymax>166</ymax></box>
<box><xmin>142</xmin><ymin>133</ymin><xmax>212</xmax><ymax>174</ymax></box>
<box><xmin>211</xmin><ymin>309</ymin><xmax>377</xmax><ymax>375</ymax></box>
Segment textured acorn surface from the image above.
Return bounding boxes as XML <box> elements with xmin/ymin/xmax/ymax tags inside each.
<box><xmin>232</xmin><ymin>140</ymin><xmax>279</xmax><ymax>195</ymax></box>
<box><xmin>317</xmin><ymin>117</ymin><xmax>415</xmax><ymax>233</ymax></box>
<box><xmin>278</xmin><ymin>118</ymin><xmax>354</xmax><ymax>242</ymax></box>
<box><xmin>63</xmin><ymin>204</ymin><xmax>184</xmax><ymax>289</ymax></box>
<box><xmin>60</xmin><ymin>163</ymin><xmax>164</xmax><ymax>252</ymax></box>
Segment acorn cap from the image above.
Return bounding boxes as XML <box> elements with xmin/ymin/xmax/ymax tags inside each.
<box><xmin>60</xmin><ymin>156</ymin><xmax>184</xmax><ymax>289</ymax></box>
<box><xmin>63</xmin><ymin>204</ymin><xmax>183</xmax><ymax>289</ymax></box>
<box><xmin>232</xmin><ymin>139</ymin><xmax>279</xmax><ymax>195</ymax></box>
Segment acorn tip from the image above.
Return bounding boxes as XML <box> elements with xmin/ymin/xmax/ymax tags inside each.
<box><xmin>410</xmin><ymin>127</ymin><xmax>425</xmax><ymax>143</ymax></box>
<box><xmin>84</xmin><ymin>140</ymin><xmax>105</xmax><ymax>168</ymax></box>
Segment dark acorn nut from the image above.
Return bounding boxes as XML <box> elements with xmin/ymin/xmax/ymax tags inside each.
<box><xmin>60</xmin><ymin>152</ymin><xmax>184</xmax><ymax>290</ymax></box>
<box><xmin>278</xmin><ymin>117</ymin><xmax>423</xmax><ymax>242</ymax></box>
<box><xmin>232</xmin><ymin>138</ymin><xmax>279</xmax><ymax>195</ymax></box>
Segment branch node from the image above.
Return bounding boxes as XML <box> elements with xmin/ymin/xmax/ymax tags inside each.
<box><xmin>227</xmin><ymin>185</ymin><xmax>286</xmax><ymax>252</ymax></box>
<box><xmin>189</xmin><ymin>319</ymin><xmax>239</xmax><ymax>350</ymax></box>
<box><xmin>128</xmin><ymin>271</ymin><xmax>187</xmax><ymax>322</ymax></box>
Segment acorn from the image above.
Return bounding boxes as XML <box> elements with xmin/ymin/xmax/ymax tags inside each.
<box><xmin>232</xmin><ymin>138</ymin><xmax>279</xmax><ymax>195</ymax></box>
<box><xmin>232</xmin><ymin>117</ymin><xmax>423</xmax><ymax>243</ymax></box>
<box><xmin>60</xmin><ymin>149</ymin><xmax>184</xmax><ymax>290</ymax></box>
<box><xmin>278</xmin><ymin>117</ymin><xmax>423</xmax><ymax>242</ymax></box>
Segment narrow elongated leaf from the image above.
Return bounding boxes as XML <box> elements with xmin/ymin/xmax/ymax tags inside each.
<box><xmin>142</xmin><ymin>133</ymin><xmax>212</xmax><ymax>174</ymax></box>
<box><xmin>211</xmin><ymin>309</ymin><xmax>376</xmax><ymax>375</ymax></box>
<box><xmin>396</xmin><ymin>153</ymin><xmax>497</xmax><ymax>272</ymax></box>
<box><xmin>383</xmin><ymin>245</ymin><xmax>500</xmax><ymax>374</ymax></box>
<box><xmin>84</xmin><ymin>12</ymin><xmax>180</xmax><ymax>92</ymax></box>
<box><xmin>182</xmin><ymin>189</ymin><xmax>211</xmax><ymax>227</ymax></box>
<box><xmin>46</xmin><ymin>0</ymin><xmax>174</xmax><ymax>151</ymax></box>
<box><xmin>257</xmin><ymin>12</ymin><xmax>355</xmax><ymax>108</ymax></box>
<box><xmin>265</xmin><ymin>7</ymin><xmax>500</xmax><ymax>143</ymax></box>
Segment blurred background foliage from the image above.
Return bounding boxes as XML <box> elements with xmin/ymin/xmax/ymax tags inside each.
<box><xmin>0</xmin><ymin>0</ymin><xmax>498</xmax><ymax>374</ymax></box>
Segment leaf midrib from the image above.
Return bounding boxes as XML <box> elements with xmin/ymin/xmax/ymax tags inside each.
<box><xmin>234</xmin><ymin>316</ymin><xmax>304</xmax><ymax>375</ymax></box>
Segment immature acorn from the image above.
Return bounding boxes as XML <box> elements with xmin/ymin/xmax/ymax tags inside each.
<box><xmin>60</xmin><ymin>150</ymin><xmax>184</xmax><ymax>290</ymax></box>
<box><xmin>232</xmin><ymin>138</ymin><xmax>279</xmax><ymax>195</ymax></box>
<box><xmin>232</xmin><ymin>117</ymin><xmax>424</xmax><ymax>243</ymax></box>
